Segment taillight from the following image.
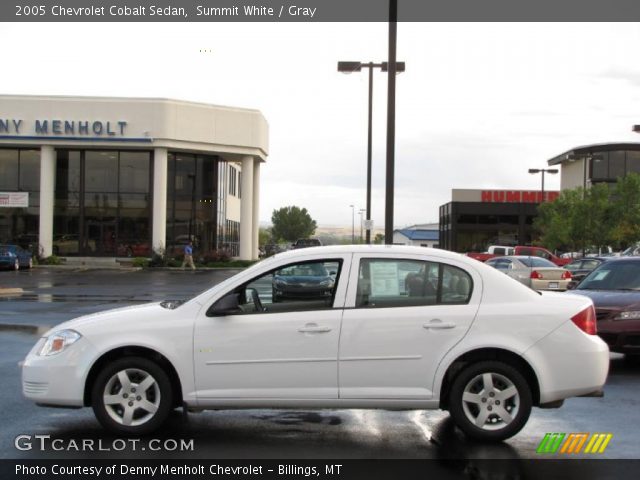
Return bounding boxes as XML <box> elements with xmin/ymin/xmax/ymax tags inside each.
<box><xmin>530</xmin><ymin>270</ymin><xmax>543</xmax><ymax>279</ymax></box>
<box><xmin>561</xmin><ymin>270</ymin><xmax>572</xmax><ymax>280</ymax></box>
<box><xmin>571</xmin><ymin>306</ymin><xmax>597</xmax><ymax>335</ymax></box>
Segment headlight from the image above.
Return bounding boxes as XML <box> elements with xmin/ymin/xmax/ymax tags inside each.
<box><xmin>319</xmin><ymin>279</ymin><xmax>334</xmax><ymax>287</ymax></box>
<box><xmin>615</xmin><ymin>311</ymin><xmax>640</xmax><ymax>320</ymax></box>
<box><xmin>274</xmin><ymin>279</ymin><xmax>287</xmax><ymax>287</ymax></box>
<box><xmin>38</xmin><ymin>330</ymin><xmax>82</xmax><ymax>356</ymax></box>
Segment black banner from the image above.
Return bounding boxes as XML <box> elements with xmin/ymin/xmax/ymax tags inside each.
<box><xmin>3</xmin><ymin>459</ymin><xmax>640</xmax><ymax>480</ymax></box>
<box><xmin>4</xmin><ymin>0</ymin><xmax>640</xmax><ymax>22</ymax></box>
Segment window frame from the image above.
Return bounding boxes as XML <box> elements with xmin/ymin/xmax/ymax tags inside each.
<box><xmin>207</xmin><ymin>258</ymin><xmax>345</xmax><ymax>317</ymax></box>
<box><xmin>352</xmin><ymin>256</ymin><xmax>474</xmax><ymax>309</ymax></box>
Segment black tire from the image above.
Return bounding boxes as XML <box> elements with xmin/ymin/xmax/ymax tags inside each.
<box><xmin>91</xmin><ymin>356</ymin><xmax>173</xmax><ymax>436</ymax></box>
<box><xmin>448</xmin><ymin>360</ymin><xmax>532</xmax><ymax>442</ymax></box>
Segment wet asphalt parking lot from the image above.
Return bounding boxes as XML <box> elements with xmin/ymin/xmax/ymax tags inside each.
<box><xmin>0</xmin><ymin>267</ymin><xmax>639</xmax><ymax>461</ymax></box>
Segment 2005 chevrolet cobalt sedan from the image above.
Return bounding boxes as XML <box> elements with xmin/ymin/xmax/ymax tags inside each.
<box><xmin>22</xmin><ymin>245</ymin><xmax>609</xmax><ymax>441</ymax></box>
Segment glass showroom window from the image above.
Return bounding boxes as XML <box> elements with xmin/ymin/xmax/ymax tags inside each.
<box><xmin>0</xmin><ymin>149</ymin><xmax>40</xmax><ymax>250</ymax></box>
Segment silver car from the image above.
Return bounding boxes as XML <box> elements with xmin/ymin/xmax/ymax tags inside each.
<box><xmin>486</xmin><ymin>255</ymin><xmax>572</xmax><ymax>291</ymax></box>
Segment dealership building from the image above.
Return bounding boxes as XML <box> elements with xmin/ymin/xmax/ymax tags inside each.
<box><xmin>0</xmin><ymin>95</ymin><xmax>268</xmax><ymax>260</ymax></box>
<box><xmin>439</xmin><ymin>189</ymin><xmax>559</xmax><ymax>252</ymax></box>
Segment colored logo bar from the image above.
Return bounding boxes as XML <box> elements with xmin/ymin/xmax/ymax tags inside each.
<box><xmin>537</xmin><ymin>433</ymin><xmax>613</xmax><ymax>454</ymax></box>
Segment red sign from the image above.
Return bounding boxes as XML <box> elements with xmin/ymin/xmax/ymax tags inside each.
<box><xmin>480</xmin><ymin>190</ymin><xmax>559</xmax><ymax>203</ymax></box>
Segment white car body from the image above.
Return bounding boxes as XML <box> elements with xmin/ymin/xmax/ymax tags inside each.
<box><xmin>22</xmin><ymin>245</ymin><xmax>609</xmax><ymax>441</ymax></box>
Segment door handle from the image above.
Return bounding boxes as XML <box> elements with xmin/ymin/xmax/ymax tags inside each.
<box><xmin>423</xmin><ymin>320</ymin><xmax>455</xmax><ymax>330</ymax></box>
<box><xmin>298</xmin><ymin>323</ymin><xmax>331</xmax><ymax>333</ymax></box>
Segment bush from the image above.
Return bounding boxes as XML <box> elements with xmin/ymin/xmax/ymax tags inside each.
<box><xmin>149</xmin><ymin>248</ymin><xmax>168</xmax><ymax>267</ymax></box>
<box><xmin>41</xmin><ymin>255</ymin><xmax>62</xmax><ymax>266</ymax></box>
<box><xmin>200</xmin><ymin>249</ymin><xmax>232</xmax><ymax>264</ymax></box>
<box><xmin>132</xmin><ymin>257</ymin><xmax>149</xmax><ymax>268</ymax></box>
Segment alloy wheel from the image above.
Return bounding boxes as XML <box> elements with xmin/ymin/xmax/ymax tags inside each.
<box><xmin>102</xmin><ymin>368</ymin><xmax>161</xmax><ymax>427</ymax></box>
<box><xmin>461</xmin><ymin>372</ymin><xmax>520</xmax><ymax>430</ymax></box>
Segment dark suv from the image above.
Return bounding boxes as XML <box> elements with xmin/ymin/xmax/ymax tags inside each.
<box><xmin>292</xmin><ymin>238</ymin><xmax>322</xmax><ymax>249</ymax></box>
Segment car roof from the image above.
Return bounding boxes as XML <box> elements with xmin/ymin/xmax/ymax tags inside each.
<box><xmin>271</xmin><ymin>245</ymin><xmax>466</xmax><ymax>262</ymax></box>
<box><xmin>491</xmin><ymin>255</ymin><xmax>558</xmax><ymax>265</ymax></box>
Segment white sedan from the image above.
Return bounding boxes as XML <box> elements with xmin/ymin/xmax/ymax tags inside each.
<box><xmin>22</xmin><ymin>245</ymin><xmax>609</xmax><ymax>441</ymax></box>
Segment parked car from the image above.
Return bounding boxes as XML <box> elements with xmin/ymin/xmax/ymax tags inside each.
<box><xmin>568</xmin><ymin>257</ymin><xmax>640</xmax><ymax>355</ymax></box>
<box><xmin>14</xmin><ymin>233</ymin><xmax>39</xmax><ymax>254</ymax></box>
<box><xmin>53</xmin><ymin>234</ymin><xmax>96</xmax><ymax>256</ymax></box>
<box><xmin>486</xmin><ymin>256</ymin><xmax>572</xmax><ymax>291</ymax></box>
<box><xmin>272</xmin><ymin>261</ymin><xmax>337</xmax><ymax>302</ymax></box>
<box><xmin>22</xmin><ymin>245</ymin><xmax>608</xmax><ymax>441</ymax></box>
<box><xmin>0</xmin><ymin>244</ymin><xmax>33</xmax><ymax>270</ymax></box>
<box><xmin>564</xmin><ymin>257</ymin><xmax>609</xmax><ymax>284</ymax></box>
<box><xmin>292</xmin><ymin>238</ymin><xmax>322</xmax><ymax>249</ymax></box>
<box><xmin>467</xmin><ymin>245</ymin><xmax>570</xmax><ymax>266</ymax></box>
<box><xmin>117</xmin><ymin>241</ymin><xmax>151</xmax><ymax>258</ymax></box>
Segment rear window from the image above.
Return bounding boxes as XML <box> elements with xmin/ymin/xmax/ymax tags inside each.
<box><xmin>518</xmin><ymin>257</ymin><xmax>556</xmax><ymax>268</ymax></box>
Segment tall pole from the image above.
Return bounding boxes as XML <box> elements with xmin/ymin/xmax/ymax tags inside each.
<box><xmin>385</xmin><ymin>0</ymin><xmax>398</xmax><ymax>245</ymax></box>
<box><xmin>541</xmin><ymin>170</ymin><xmax>545</xmax><ymax>202</ymax></box>
<box><xmin>366</xmin><ymin>63</ymin><xmax>373</xmax><ymax>244</ymax></box>
<box><xmin>350</xmin><ymin>204</ymin><xmax>355</xmax><ymax>243</ymax></box>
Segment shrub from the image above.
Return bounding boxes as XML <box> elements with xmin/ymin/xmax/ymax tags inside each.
<box><xmin>132</xmin><ymin>257</ymin><xmax>149</xmax><ymax>268</ymax></box>
<box><xmin>201</xmin><ymin>249</ymin><xmax>232</xmax><ymax>264</ymax></box>
<box><xmin>41</xmin><ymin>255</ymin><xmax>62</xmax><ymax>266</ymax></box>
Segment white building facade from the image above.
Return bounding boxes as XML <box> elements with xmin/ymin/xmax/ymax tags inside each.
<box><xmin>0</xmin><ymin>95</ymin><xmax>268</xmax><ymax>260</ymax></box>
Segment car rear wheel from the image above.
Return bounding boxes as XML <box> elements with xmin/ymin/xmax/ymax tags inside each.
<box><xmin>449</xmin><ymin>360</ymin><xmax>532</xmax><ymax>442</ymax></box>
<box><xmin>91</xmin><ymin>357</ymin><xmax>173</xmax><ymax>435</ymax></box>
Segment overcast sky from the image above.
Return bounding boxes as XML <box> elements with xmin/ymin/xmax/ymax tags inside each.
<box><xmin>2</xmin><ymin>22</ymin><xmax>640</xmax><ymax>228</ymax></box>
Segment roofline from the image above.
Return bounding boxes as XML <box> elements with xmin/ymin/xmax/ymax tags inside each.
<box><xmin>547</xmin><ymin>142</ymin><xmax>640</xmax><ymax>166</ymax></box>
<box><xmin>0</xmin><ymin>94</ymin><xmax>263</xmax><ymax>115</ymax></box>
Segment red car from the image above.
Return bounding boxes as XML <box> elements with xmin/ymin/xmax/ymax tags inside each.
<box><xmin>568</xmin><ymin>257</ymin><xmax>640</xmax><ymax>356</ymax></box>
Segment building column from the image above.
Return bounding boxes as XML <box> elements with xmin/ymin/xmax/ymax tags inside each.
<box><xmin>252</xmin><ymin>161</ymin><xmax>260</xmax><ymax>259</ymax></box>
<box><xmin>239</xmin><ymin>155</ymin><xmax>254</xmax><ymax>260</ymax></box>
<box><xmin>39</xmin><ymin>146</ymin><xmax>55</xmax><ymax>257</ymax></box>
<box><xmin>152</xmin><ymin>148</ymin><xmax>168</xmax><ymax>253</ymax></box>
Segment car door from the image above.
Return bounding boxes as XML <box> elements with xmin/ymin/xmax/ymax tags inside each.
<box><xmin>193</xmin><ymin>254</ymin><xmax>351</xmax><ymax>402</ymax></box>
<box><xmin>338</xmin><ymin>253</ymin><xmax>481</xmax><ymax>399</ymax></box>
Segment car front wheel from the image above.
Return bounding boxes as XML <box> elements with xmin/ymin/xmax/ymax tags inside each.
<box><xmin>91</xmin><ymin>357</ymin><xmax>173</xmax><ymax>435</ymax></box>
<box><xmin>449</xmin><ymin>360</ymin><xmax>532</xmax><ymax>442</ymax></box>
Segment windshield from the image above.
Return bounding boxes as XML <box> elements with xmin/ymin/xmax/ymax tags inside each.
<box><xmin>579</xmin><ymin>261</ymin><xmax>640</xmax><ymax>291</ymax></box>
<box><xmin>517</xmin><ymin>257</ymin><xmax>556</xmax><ymax>268</ymax></box>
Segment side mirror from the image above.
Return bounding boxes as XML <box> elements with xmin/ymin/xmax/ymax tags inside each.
<box><xmin>208</xmin><ymin>293</ymin><xmax>241</xmax><ymax>316</ymax></box>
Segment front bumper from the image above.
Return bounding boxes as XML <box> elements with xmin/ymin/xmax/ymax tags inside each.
<box><xmin>21</xmin><ymin>336</ymin><xmax>95</xmax><ymax>407</ymax></box>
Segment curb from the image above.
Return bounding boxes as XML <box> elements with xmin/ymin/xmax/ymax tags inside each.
<box><xmin>0</xmin><ymin>323</ymin><xmax>49</xmax><ymax>335</ymax></box>
<box><xmin>0</xmin><ymin>287</ymin><xmax>24</xmax><ymax>295</ymax></box>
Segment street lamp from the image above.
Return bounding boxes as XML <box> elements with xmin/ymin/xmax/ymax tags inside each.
<box><xmin>338</xmin><ymin>60</ymin><xmax>405</xmax><ymax>245</ymax></box>
<box><xmin>349</xmin><ymin>204</ymin><xmax>355</xmax><ymax>244</ymax></box>
<box><xmin>528</xmin><ymin>168</ymin><xmax>558</xmax><ymax>202</ymax></box>
<box><xmin>358</xmin><ymin>208</ymin><xmax>365</xmax><ymax>243</ymax></box>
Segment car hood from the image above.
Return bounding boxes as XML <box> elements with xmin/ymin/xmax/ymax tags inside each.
<box><xmin>274</xmin><ymin>275</ymin><xmax>330</xmax><ymax>283</ymax></box>
<box><xmin>41</xmin><ymin>302</ymin><xmax>169</xmax><ymax>337</ymax></box>
<box><xmin>570</xmin><ymin>289</ymin><xmax>640</xmax><ymax>309</ymax></box>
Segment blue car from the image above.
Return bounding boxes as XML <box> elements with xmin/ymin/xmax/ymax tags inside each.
<box><xmin>0</xmin><ymin>244</ymin><xmax>33</xmax><ymax>270</ymax></box>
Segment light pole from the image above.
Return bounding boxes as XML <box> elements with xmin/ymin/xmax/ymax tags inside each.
<box><xmin>337</xmin><ymin>60</ymin><xmax>405</xmax><ymax>245</ymax></box>
<box><xmin>528</xmin><ymin>168</ymin><xmax>558</xmax><ymax>202</ymax></box>
<box><xmin>358</xmin><ymin>208</ymin><xmax>365</xmax><ymax>243</ymax></box>
<box><xmin>349</xmin><ymin>204</ymin><xmax>355</xmax><ymax>244</ymax></box>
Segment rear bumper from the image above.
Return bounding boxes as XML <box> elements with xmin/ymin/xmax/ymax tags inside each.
<box><xmin>524</xmin><ymin>320</ymin><xmax>610</xmax><ymax>404</ymax></box>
